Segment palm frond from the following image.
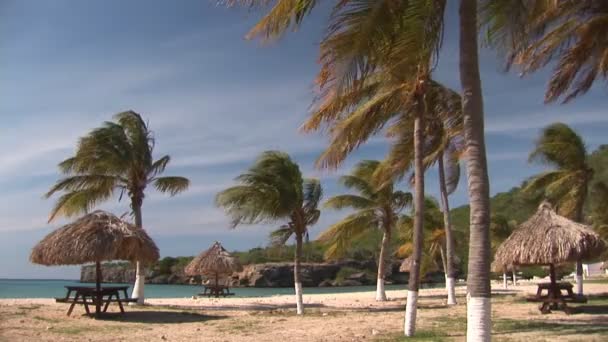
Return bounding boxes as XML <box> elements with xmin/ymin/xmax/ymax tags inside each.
<box><xmin>269</xmin><ymin>224</ymin><xmax>295</xmax><ymax>246</ymax></box>
<box><xmin>324</xmin><ymin>194</ymin><xmax>374</xmax><ymax>210</ymax></box>
<box><xmin>45</xmin><ymin>175</ymin><xmax>121</xmax><ymax>198</ymax></box>
<box><xmin>317</xmin><ymin>209</ymin><xmax>378</xmax><ymax>259</ymax></box>
<box><xmin>153</xmin><ymin>176</ymin><xmax>190</xmax><ymax>196</ymax></box>
<box><xmin>48</xmin><ymin>187</ymin><xmax>114</xmax><ymax>222</ymax></box>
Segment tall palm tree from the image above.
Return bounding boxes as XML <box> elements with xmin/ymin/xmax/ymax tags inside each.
<box><xmin>318</xmin><ymin>160</ymin><xmax>412</xmax><ymax>301</ymax></box>
<box><xmin>215</xmin><ymin>151</ymin><xmax>322</xmax><ymax>315</ymax></box>
<box><xmin>223</xmin><ymin>1</ymin><xmax>494</xmax><ymax>339</ymax></box>
<box><xmin>524</xmin><ymin>123</ymin><xmax>593</xmax><ymax>295</ymax></box>
<box><xmin>45</xmin><ymin>111</ymin><xmax>190</xmax><ymax>304</ymax></box>
<box><xmin>459</xmin><ymin>1</ymin><xmax>493</xmax><ymax>340</ymax></box>
<box><xmin>482</xmin><ymin>0</ymin><xmax>608</xmax><ymax>104</ymax></box>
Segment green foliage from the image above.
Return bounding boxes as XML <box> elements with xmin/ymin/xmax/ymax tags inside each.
<box><xmin>156</xmin><ymin>257</ymin><xmax>194</xmax><ymax>275</ymax></box>
<box><xmin>319</xmin><ymin>160</ymin><xmax>412</xmax><ymax>260</ymax></box>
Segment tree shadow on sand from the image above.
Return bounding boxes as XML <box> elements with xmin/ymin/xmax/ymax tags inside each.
<box><xmin>99</xmin><ymin>310</ymin><xmax>228</xmax><ymax>324</ymax></box>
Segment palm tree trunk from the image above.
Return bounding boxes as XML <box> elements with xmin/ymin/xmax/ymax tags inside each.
<box><xmin>376</xmin><ymin>227</ymin><xmax>391</xmax><ymax>301</ymax></box>
<box><xmin>459</xmin><ymin>1</ymin><xmax>492</xmax><ymax>340</ymax></box>
<box><xmin>294</xmin><ymin>231</ymin><xmax>304</xmax><ymax>315</ymax></box>
<box><xmin>404</xmin><ymin>99</ymin><xmax>425</xmax><ymax>337</ymax></box>
<box><xmin>131</xmin><ymin>198</ymin><xmax>146</xmax><ymax>304</ymax></box>
<box><xmin>438</xmin><ymin>155</ymin><xmax>457</xmax><ymax>305</ymax></box>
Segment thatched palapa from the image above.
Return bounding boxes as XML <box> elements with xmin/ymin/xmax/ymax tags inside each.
<box><xmin>31</xmin><ymin>210</ymin><xmax>159</xmax><ymax>266</ymax></box>
<box><xmin>185</xmin><ymin>241</ymin><xmax>241</xmax><ymax>277</ymax></box>
<box><xmin>493</xmin><ymin>201</ymin><xmax>606</xmax><ymax>271</ymax></box>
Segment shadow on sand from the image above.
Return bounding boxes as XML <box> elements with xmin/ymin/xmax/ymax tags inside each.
<box><xmin>98</xmin><ymin>310</ymin><xmax>228</xmax><ymax>324</ymax></box>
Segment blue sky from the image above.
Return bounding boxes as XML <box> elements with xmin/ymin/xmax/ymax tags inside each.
<box><xmin>1</xmin><ymin>0</ymin><xmax>606</xmax><ymax>279</ymax></box>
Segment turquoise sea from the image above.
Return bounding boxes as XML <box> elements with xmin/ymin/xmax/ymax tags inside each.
<box><xmin>0</xmin><ymin>279</ymin><xmax>419</xmax><ymax>298</ymax></box>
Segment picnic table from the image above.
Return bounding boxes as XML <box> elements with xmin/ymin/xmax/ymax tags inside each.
<box><xmin>198</xmin><ymin>284</ymin><xmax>235</xmax><ymax>298</ymax></box>
<box><xmin>526</xmin><ymin>282</ymin><xmax>587</xmax><ymax>314</ymax></box>
<box><xmin>55</xmin><ymin>286</ymin><xmax>137</xmax><ymax>317</ymax></box>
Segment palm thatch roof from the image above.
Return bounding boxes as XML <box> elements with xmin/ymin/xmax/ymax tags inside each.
<box><xmin>30</xmin><ymin>210</ymin><xmax>159</xmax><ymax>266</ymax></box>
<box><xmin>399</xmin><ymin>255</ymin><xmax>441</xmax><ymax>273</ymax></box>
<box><xmin>399</xmin><ymin>256</ymin><xmax>414</xmax><ymax>273</ymax></box>
<box><xmin>493</xmin><ymin>202</ymin><xmax>606</xmax><ymax>271</ymax></box>
<box><xmin>185</xmin><ymin>241</ymin><xmax>241</xmax><ymax>276</ymax></box>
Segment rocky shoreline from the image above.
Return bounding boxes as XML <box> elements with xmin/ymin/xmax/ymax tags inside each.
<box><xmin>81</xmin><ymin>260</ymin><xmax>409</xmax><ymax>287</ymax></box>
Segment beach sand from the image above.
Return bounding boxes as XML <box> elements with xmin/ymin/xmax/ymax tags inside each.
<box><xmin>1</xmin><ymin>281</ymin><xmax>607</xmax><ymax>341</ymax></box>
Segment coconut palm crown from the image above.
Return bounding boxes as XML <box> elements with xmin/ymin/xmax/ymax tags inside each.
<box><xmin>524</xmin><ymin>122</ymin><xmax>593</xmax><ymax>295</ymax></box>
<box><xmin>482</xmin><ymin>0</ymin><xmax>608</xmax><ymax>103</ymax></box>
<box><xmin>215</xmin><ymin>150</ymin><xmax>322</xmax><ymax>315</ymax></box>
<box><xmin>46</xmin><ymin>111</ymin><xmax>190</xmax><ymax>222</ymax></box>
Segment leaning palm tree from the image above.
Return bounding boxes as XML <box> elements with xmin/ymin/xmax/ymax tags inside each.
<box><xmin>482</xmin><ymin>0</ymin><xmax>608</xmax><ymax>103</ymax></box>
<box><xmin>318</xmin><ymin>160</ymin><xmax>412</xmax><ymax>301</ymax></box>
<box><xmin>524</xmin><ymin>123</ymin><xmax>593</xmax><ymax>295</ymax></box>
<box><xmin>215</xmin><ymin>151</ymin><xmax>322</xmax><ymax>315</ymax></box>
<box><xmin>45</xmin><ymin>111</ymin><xmax>190</xmax><ymax>304</ymax></box>
<box><xmin>222</xmin><ymin>1</ymin><xmax>493</xmax><ymax>339</ymax></box>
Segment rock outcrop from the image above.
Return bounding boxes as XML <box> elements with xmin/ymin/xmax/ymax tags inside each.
<box><xmin>81</xmin><ymin>259</ymin><xmax>406</xmax><ymax>287</ymax></box>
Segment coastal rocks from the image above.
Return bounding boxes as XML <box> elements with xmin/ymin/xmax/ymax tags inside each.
<box><xmin>81</xmin><ymin>259</ymin><xmax>408</xmax><ymax>287</ymax></box>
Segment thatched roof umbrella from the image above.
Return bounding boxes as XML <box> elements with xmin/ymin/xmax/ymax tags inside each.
<box><xmin>493</xmin><ymin>202</ymin><xmax>606</xmax><ymax>293</ymax></box>
<box><xmin>185</xmin><ymin>241</ymin><xmax>241</xmax><ymax>287</ymax></box>
<box><xmin>30</xmin><ymin>210</ymin><xmax>159</xmax><ymax>315</ymax></box>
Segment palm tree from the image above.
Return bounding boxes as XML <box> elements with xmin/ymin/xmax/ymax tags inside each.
<box><xmin>459</xmin><ymin>1</ymin><xmax>493</xmax><ymax>340</ymax></box>
<box><xmin>45</xmin><ymin>111</ymin><xmax>190</xmax><ymax>304</ymax></box>
<box><xmin>482</xmin><ymin>0</ymin><xmax>608</xmax><ymax>103</ymax></box>
<box><xmin>318</xmin><ymin>160</ymin><xmax>412</xmax><ymax>301</ymax></box>
<box><xmin>215</xmin><ymin>151</ymin><xmax>322</xmax><ymax>315</ymax></box>
<box><xmin>524</xmin><ymin>123</ymin><xmax>593</xmax><ymax>295</ymax></box>
<box><xmin>223</xmin><ymin>1</ymin><xmax>494</xmax><ymax>339</ymax></box>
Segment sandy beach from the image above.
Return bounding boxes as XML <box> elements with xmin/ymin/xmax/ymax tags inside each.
<box><xmin>2</xmin><ymin>281</ymin><xmax>607</xmax><ymax>341</ymax></box>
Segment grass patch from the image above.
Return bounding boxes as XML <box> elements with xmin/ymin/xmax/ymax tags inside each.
<box><xmin>376</xmin><ymin>330</ymin><xmax>449</xmax><ymax>342</ymax></box>
<box><xmin>32</xmin><ymin>315</ymin><xmax>61</xmax><ymax>323</ymax></box>
<box><xmin>17</xmin><ymin>305</ymin><xmax>41</xmax><ymax>311</ymax></box>
<box><xmin>51</xmin><ymin>324</ymin><xmax>130</xmax><ymax>335</ymax></box>
<box><xmin>216</xmin><ymin>320</ymin><xmax>259</xmax><ymax>334</ymax></box>
<box><xmin>494</xmin><ymin>318</ymin><xmax>608</xmax><ymax>337</ymax></box>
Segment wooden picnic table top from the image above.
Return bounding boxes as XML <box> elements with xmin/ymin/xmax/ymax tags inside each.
<box><xmin>536</xmin><ymin>282</ymin><xmax>573</xmax><ymax>289</ymax></box>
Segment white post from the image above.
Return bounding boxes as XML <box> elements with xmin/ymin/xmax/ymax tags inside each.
<box><xmin>131</xmin><ymin>261</ymin><xmax>145</xmax><ymax>304</ymax></box>
<box><xmin>512</xmin><ymin>272</ymin><xmax>517</xmax><ymax>286</ymax></box>
<box><xmin>446</xmin><ymin>277</ymin><xmax>457</xmax><ymax>305</ymax></box>
<box><xmin>376</xmin><ymin>278</ymin><xmax>387</xmax><ymax>301</ymax></box>
<box><xmin>576</xmin><ymin>275</ymin><xmax>583</xmax><ymax>296</ymax></box>
<box><xmin>466</xmin><ymin>294</ymin><xmax>491</xmax><ymax>342</ymax></box>
<box><xmin>295</xmin><ymin>282</ymin><xmax>303</xmax><ymax>315</ymax></box>
<box><xmin>404</xmin><ymin>291</ymin><xmax>419</xmax><ymax>336</ymax></box>
<box><xmin>502</xmin><ymin>273</ymin><xmax>508</xmax><ymax>290</ymax></box>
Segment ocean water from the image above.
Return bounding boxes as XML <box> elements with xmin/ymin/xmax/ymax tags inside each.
<box><xmin>0</xmin><ymin>279</ymin><xmax>424</xmax><ymax>298</ymax></box>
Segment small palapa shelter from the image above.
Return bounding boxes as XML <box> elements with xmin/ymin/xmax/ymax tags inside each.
<box><xmin>493</xmin><ymin>201</ymin><xmax>606</xmax><ymax>287</ymax></box>
<box><xmin>30</xmin><ymin>210</ymin><xmax>160</xmax><ymax>315</ymax></box>
<box><xmin>185</xmin><ymin>241</ymin><xmax>241</xmax><ymax>286</ymax></box>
